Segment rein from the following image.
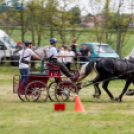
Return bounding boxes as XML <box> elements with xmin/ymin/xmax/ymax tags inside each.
<box><xmin>82</xmin><ymin>69</ymin><xmax>134</xmax><ymax>88</ymax></box>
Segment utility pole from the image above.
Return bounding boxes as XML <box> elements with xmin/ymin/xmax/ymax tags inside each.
<box><xmin>116</xmin><ymin>0</ymin><xmax>122</xmax><ymax>56</ymax></box>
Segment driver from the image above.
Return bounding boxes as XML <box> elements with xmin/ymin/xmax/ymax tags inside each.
<box><xmin>48</xmin><ymin>38</ymin><xmax>78</xmax><ymax>80</ymax></box>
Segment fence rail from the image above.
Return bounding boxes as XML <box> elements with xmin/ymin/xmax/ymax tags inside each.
<box><xmin>0</xmin><ymin>56</ymin><xmax>120</xmax><ymax>70</ymax></box>
<box><xmin>0</xmin><ymin>56</ymin><xmax>118</xmax><ymax>63</ymax></box>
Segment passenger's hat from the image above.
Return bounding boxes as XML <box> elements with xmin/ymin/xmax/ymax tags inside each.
<box><xmin>50</xmin><ymin>38</ymin><xmax>58</xmax><ymax>43</ymax></box>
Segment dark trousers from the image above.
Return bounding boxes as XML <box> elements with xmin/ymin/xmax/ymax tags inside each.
<box><xmin>66</xmin><ymin>62</ymin><xmax>71</xmax><ymax>71</ymax></box>
<box><xmin>19</xmin><ymin>68</ymin><xmax>29</xmax><ymax>84</ymax></box>
<box><xmin>50</xmin><ymin>59</ymin><xmax>73</xmax><ymax>77</ymax></box>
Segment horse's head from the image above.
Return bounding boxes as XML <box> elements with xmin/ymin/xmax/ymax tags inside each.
<box><xmin>13</xmin><ymin>43</ymin><xmax>25</xmax><ymax>54</ymax></box>
<box><xmin>34</xmin><ymin>45</ymin><xmax>50</xmax><ymax>59</ymax></box>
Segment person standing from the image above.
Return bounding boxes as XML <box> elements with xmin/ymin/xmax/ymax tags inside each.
<box><xmin>19</xmin><ymin>40</ymin><xmax>42</xmax><ymax>93</ymax></box>
<box><xmin>70</xmin><ymin>37</ymin><xmax>78</xmax><ymax>55</ymax></box>
<box><xmin>77</xmin><ymin>44</ymin><xmax>90</xmax><ymax>65</ymax></box>
<box><xmin>57</xmin><ymin>46</ymin><xmax>66</xmax><ymax>63</ymax></box>
<box><xmin>65</xmin><ymin>46</ymin><xmax>75</xmax><ymax>71</ymax></box>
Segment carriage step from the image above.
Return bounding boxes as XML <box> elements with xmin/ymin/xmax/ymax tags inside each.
<box><xmin>29</xmin><ymin>73</ymin><xmax>48</xmax><ymax>76</ymax></box>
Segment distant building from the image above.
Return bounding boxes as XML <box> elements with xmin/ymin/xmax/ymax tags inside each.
<box><xmin>79</xmin><ymin>15</ymin><xmax>102</xmax><ymax>27</ymax></box>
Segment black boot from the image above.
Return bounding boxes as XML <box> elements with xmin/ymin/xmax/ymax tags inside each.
<box><xmin>58</xmin><ymin>62</ymin><xmax>73</xmax><ymax>77</ymax></box>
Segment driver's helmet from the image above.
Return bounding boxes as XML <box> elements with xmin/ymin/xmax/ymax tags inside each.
<box><xmin>50</xmin><ymin>38</ymin><xmax>58</xmax><ymax>44</ymax></box>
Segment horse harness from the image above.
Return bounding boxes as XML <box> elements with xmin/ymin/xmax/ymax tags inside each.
<box><xmin>112</xmin><ymin>58</ymin><xmax>129</xmax><ymax>76</ymax></box>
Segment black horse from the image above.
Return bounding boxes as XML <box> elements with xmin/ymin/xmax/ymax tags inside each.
<box><xmin>76</xmin><ymin>58</ymin><xmax>134</xmax><ymax>102</ymax></box>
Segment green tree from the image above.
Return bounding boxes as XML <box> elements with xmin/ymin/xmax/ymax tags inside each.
<box><xmin>33</xmin><ymin>0</ymin><xmax>46</xmax><ymax>46</ymax></box>
<box><xmin>70</xmin><ymin>6</ymin><xmax>81</xmax><ymax>25</ymax></box>
<box><xmin>90</xmin><ymin>0</ymin><xmax>134</xmax><ymax>56</ymax></box>
<box><xmin>45</xmin><ymin>0</ymin><xmax>59</xmax><ymax>38</ymax></box>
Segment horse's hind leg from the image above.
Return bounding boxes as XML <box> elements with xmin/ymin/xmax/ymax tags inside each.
<box><xmin>102</xmin><ymin>81</ymin><xmax>114</xmax><ymax>101</ymax></box>
<box><xmin>93</xmin><ymin>84</ymin><xmax>101</xmax><ymax>98</ymax></box>
<box><xmin>92</xmin><ymin>77</ymin><xmax>102</xmax><ymax>98</ymax></box>
<box><xmin>115</xmin><ymin>80</ymin><xmax>131</xmax><ymax>102</ymax></box>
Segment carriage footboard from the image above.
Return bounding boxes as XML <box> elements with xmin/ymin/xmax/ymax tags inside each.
<box><xmin>13</xmin><ymin>75</ymin><xmax>20</xmax><ymax>94</ymax></box>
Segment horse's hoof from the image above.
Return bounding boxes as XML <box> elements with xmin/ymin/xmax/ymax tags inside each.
<box><xmin>110</xmin><ymin>98</ymin><xmax>115</xmax><ymax>101</ymax></box>
<box><xmin>93</xmin><ymin>94</ymin><xmax>100</xmax><ymax>99</ymax></box>
<box><xmin>126</xmin><ymin>89</ymin><xmax>134</xmax><ymax>96</ymax></box>
<box><xmin>115</xmin><ymin>97</ymin><xmax>119</xmax><ymax>101</ymax></box>
<box><xmin>115</xmin><ymin>97</ymin><xmax>121</xmax><ymax>102</ymax></box>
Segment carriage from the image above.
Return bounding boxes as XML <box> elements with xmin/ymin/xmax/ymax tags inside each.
<box><xmin>13</xmin><ymin>61</ymin><xmax>81</xmax><ymax>102</ymax></box>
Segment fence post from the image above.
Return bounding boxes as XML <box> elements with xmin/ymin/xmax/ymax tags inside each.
<box><xmin>77</xmin><ymin>57</ymin><xmax>80</xmax><ymax>70</ymax></box>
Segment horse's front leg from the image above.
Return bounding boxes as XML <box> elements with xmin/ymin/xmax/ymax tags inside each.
<box><xmin>115</xmin><ymin>79</ymin><xmax>131</xmax><ymax>102</ymax></box>
<box><xmin>102</xmin><ymin>81</ymin><xmax>114</xmax><ymax>101</ymax></box>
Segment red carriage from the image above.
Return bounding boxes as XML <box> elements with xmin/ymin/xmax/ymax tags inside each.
<box><xmin>13</xmin><ymin>62</ymin><xmax>81</xmax><ymax>102</ymax></box>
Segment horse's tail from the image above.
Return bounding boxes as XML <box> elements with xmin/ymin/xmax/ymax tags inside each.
<box><xmin>76</xmin><ymin>60</ymin><xmax>96</xmax><ymax>82</ymax></box>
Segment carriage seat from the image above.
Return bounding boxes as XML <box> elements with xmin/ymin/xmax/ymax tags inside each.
<box><xmin>47</xmin><ymin>63</ymin><xmax>60</xmax><ymax>71</ymax></box>
<box><xmin>29</xmin><ymin>73</ymin><xmax>48</xmax><ymax>77</ymax></box>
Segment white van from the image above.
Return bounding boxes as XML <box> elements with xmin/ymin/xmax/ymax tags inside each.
<box><xmin>0</xmin><ymin>30</ymin><xmax>17</xmax><ymax>64</ymax></box>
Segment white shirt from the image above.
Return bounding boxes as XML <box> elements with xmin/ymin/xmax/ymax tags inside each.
<box><xmin>65</xmin><ymin>51</ymin><xmax>75</xmax><ymax>63</ymax></box>
<box><xmin>19</xmin><ymin>48</ymin><xmax>35</xmax><ymax>69</ymax></box>
<box><xmin>58</xmin><ymin>51</ymin><xmax>66</xmax><ymax>63</ymax></box>
<box><xmin>49</xmin><ymin>45</ymin><xmax>58</xmax><ymax>58</ymax></box>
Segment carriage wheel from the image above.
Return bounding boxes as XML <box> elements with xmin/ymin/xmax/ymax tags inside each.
<box><xmin>55</xmin><ymin>81</ymin><xmax>78</xmax><ymax>102</ymax></box>
<box><xmin>25</xmin><ymin>81</ymin><xmax>48</xmax><ymax>102</ymax></box>
<box><xmin>18</xmin><ymin>94</ymin><xmax>26</xmax><ymax>102</ymax></box>
<box><xmin>48</xmin><ymin>83</ymin><xmax>57</xmax><ymax>102</ymax></box>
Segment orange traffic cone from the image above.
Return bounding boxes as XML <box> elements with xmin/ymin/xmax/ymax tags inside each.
<box><xmin>74</xmin><ymin>95</ymin><xmax>85</xmax><ymax>112</ymax></box>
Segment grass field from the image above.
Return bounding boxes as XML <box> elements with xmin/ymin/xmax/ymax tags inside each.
<box><xmin>1</xmin><ymin>27</ymin><xmax>134</xmax><ymax>57</ymax></box>
<box><xmin>1</xmin><ymin>66</ymin><xmax>134</xmax><ymax>134</ymax></box>
<box><xmin>1</xmin><ymin>27</ymin><xmax>134</xmax><ymax>133</ymax></box>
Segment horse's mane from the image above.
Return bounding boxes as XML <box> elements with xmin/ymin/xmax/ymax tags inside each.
<box><xmin>127</xmin><ymin>57</ymin><xmax>134</xmax><ymax>63</ymax></box>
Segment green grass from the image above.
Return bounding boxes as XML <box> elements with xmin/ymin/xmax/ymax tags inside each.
<box><xmin>1</xmin><ymin>26</ymin><xmax>134</xmax><ymax>57</ymax></box>
<box><xmin>1</xmin><ymin>66</ymin><xmax>134</xmax><ymax>134</ymax></box>
<box><xmin>1</xmin><ymin>26</ymin><xmax>134</xmax><ymax>133</ymax></box>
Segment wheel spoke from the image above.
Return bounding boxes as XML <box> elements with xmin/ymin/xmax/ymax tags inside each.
<box><xmin>25</xmin><ymin>81</ymin><xmax>48</xmax><ymax>102</ymax></box>
<box><xmin>55</xmin><ymin>82</ymin><xmax>77</xmax><ymax>102</ymax></box>
<box><xmin>49</xmin><ymin>83</ymin><xmax>57</xmax><ymax>102</ymax></box>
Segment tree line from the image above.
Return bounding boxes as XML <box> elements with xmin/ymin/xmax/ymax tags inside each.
<box><xmin>0</xmin><ymin>0</ymin><xmax>134</xmax><ymax>56</ymax></box>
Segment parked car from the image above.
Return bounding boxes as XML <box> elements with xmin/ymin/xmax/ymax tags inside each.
<box><xmin>0</xmin><ymin>30</ymin><xmax>19</xmax><ymax>65</ymax></box>
<box><xmin>78</xmin><ymin>42</ymin><xmax>119</xmax><ymax>61</ymax></box>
